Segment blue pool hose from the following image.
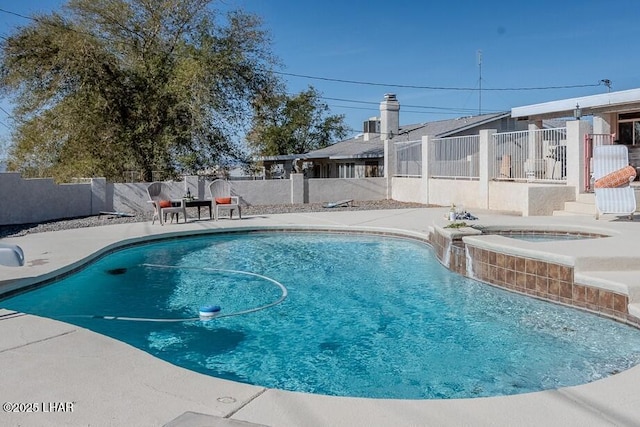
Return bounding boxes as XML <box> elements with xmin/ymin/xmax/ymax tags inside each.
<box><xmin>70</xmin><ymin>264</ymin><xmax>288</xmax><ymax>323</ymax></box>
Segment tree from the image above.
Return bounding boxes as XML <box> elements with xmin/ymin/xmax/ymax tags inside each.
<box><xmin>0</xmin><ymin>0</ymin><xmax>278</xmax><ymax>182</ymax></box>
<box><xmin>247</xmin><ymin>87</ymin><xmax>349</xmax><ymax>156</ymax></box>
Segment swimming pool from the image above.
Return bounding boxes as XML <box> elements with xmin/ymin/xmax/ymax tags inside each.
<box><xmin>3</xmin><ymin>232</ymin><xmax>640</xmax><ymax>399</ymax></box>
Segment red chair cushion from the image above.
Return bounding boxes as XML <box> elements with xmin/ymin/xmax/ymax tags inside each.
<box><xmin>158</xmin><ymin>200</ymin><xmax>172</xmax><ymax>208</ymax></box>
<box><xmin>594</xmin><ymin>165</ymin><xmax>637</xmax><ymax>188</ymax></box>
<box><xmin>215</xmin><ymin>197</ymin><xmax>232</xmax><ymax>204</ymax></box>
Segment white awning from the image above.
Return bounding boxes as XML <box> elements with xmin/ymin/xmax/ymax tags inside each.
<box><xmin>511</xmin><ymin>88</ymin><xmax>640</xmax><ymax>119</ymax></box>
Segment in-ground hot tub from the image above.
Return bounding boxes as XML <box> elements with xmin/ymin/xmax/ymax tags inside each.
<box><xmin>485</xmin><ymin>228</ymin><xmax>609</xmax><ymax>242</ymax></box>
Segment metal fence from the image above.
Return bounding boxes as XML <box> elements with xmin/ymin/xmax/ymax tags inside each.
<box><xmin>491</xmin><ymin>128</ymin><xmax>567</xmax><ymax>182</ymax></box>
<box><xmin>428</xmin><ymin>135</ymin><xmax>480</xmax><ymax>179</ymax></box>
<box><xmin>395</xmin><ymin>140</ymin><xmax>422</xmax><ymax>177</ymax></box>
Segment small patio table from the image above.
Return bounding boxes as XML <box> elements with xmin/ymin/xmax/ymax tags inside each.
<box><xmin>171</xmin><ymin>199</ymin><xmax>213</xmax><ymax>220</ymax></box>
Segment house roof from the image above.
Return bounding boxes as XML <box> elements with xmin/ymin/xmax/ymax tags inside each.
<box><xmin>304</xmin><ymin>112</ymin><xmax>511</xmax><ymax>160</ymax></box>
<box><xmin>305</xmin><ymin>139</ymin><xmax>384</xmax><ymax>160</ymax></box>
<box><xmin>258</xmin><ymin>154</ymin><xmax>299</xmax><ymax>162</ymax></box>
<box><xmin>511</xmin><ymin>88</ymin><xmax>640</xmax><ymax>120</ymax></box>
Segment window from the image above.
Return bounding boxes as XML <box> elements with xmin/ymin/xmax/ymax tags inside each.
<box><xmin>312</xmin><ymin>164</ymin><xmax>332</xmax><ymax>178</ymax></box>
<box><xmin>338</xmin><ymin>163</ymin><xmax>355</xmax><ymax>178</ymax></box>
<box><xmin>365</xmin><ymin>161</ymin><xmax>379</xmax><ymax>177</ymax></box>
<box><xmin>618</xmin><ymin>112</ymin><xmax>640</xmax><ymax>145</ymax></box>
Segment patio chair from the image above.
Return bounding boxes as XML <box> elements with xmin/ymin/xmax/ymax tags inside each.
<box><xmin>147</xmin><ymin>182</ymin><xmax>187</xmax><ymax>225</ymax></box>
<box><xmin>208</xmin><ymin>179</ymin><xmax>242</xmax><ymax>220</ymax></box>
<box><xmin>592</xmin><ymin>145</ymin><xmax>637</xmax><ymax>220</ymax></box>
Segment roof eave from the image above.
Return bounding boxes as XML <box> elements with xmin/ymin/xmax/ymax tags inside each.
<box><xmin>511</xmin><ymin>88</ymin><xmax>640</xmax><ymax>119</ymax></box>
<box><xmin>257</xmin><ymin>154</ymin><xmax>300</xmax><ymax>162</ymax></box>
<box><xmin>436</xmin><ymin>112</ymin><xmax>511</xmax><ymax>137</ymax></box>
<box><xmin>328</xmin><ymin>154</ymin><xmax>383</xmax><ymax>160</ymax></box>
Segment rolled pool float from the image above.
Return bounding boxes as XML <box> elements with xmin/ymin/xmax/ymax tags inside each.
<box><xmin>199</xmin><ymin>305</ymin><xmax>221</xmax><ymax>319</ymax></box>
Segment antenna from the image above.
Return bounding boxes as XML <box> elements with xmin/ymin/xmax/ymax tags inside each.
<box><xmin>477</xmin><ymin>50</ymin><xmax>482</xmax><ymax>115</ymax></box>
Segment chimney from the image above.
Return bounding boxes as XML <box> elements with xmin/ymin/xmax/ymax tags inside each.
<box><xmin>380</xmin><ymin>93</ymin><xmax>400</xmax><ymax>140</ymax></box>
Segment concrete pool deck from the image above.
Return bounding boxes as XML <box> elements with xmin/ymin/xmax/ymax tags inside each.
<box><xmin>2</xmin><ymin>207</ymin><xmax>640</xmax><ymax>426</ymax></box>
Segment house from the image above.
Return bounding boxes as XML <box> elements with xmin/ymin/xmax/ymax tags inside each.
<box><xmin>266</xmin><ymin>94</ymin><xmax>526</xmax><ymax>179</ymax></box>
<box><xmin>512</xmin><ymin>88</ymin><xmax>640</xmax><ymax>175</ymax></box>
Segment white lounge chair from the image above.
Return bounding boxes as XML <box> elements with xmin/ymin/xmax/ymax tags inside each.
<box><xmin>208</xmin><ymin>179</ymin><xmax>241</xmax><ymax>220</ymax></box>
<box><xmin>147</xmin><ymin>182</ymin><xmax>187</xmax><ymax>225</ymax></box>
<box><xmin>592</xmin><ymin>145</ymin><xmax>637</xmax><ymax>220</ymax></box>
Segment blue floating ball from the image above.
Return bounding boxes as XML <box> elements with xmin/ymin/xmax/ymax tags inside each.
<box><xmin>199</xmin><ymin>305</ymin><xmax>221</xmax><ymax>317</ymax></box>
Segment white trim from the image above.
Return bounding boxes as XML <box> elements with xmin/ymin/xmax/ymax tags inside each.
<box><xmin>511</xmin><ymin>88</ymin><xmax>640</xmax><ymax>118</ymax></box>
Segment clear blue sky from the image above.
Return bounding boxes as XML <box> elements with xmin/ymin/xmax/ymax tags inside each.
<box><xmin>1</xmin><ymin>0</ymin><xmax>639</xmax><ymax>146</ymax></box>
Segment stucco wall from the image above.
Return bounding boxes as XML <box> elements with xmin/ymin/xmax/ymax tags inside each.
<box><xmin>487</xmin><ymin>182</ymin><xmax>528</xmax><ymax>214</ymax></box>
<box><xmin>428</xmin><ymin>179</ymin><xmax>482</xmax><ymax>210</ymax></box>
<box><xmin>392</xmin><ymin>177</ymin><xmax>426</xmax><ymax>204</ymax></box>
<box><xmin>231</xmin><ymin>180</ymin><xmax>291</xmax><ymax>205</ymax></box>
<box><xmin>110</xmin><ymin>182</ymin><xmax>161</xmax><ymax>215</ymax></box>
<box><xmin>0</xmin><ymin>174</ymin><xmax>389</xmax><ymax>225</ymax></box>
<box><xmin>109</xmin><ymin>179</ymin><xmax>295</xmax><ymax>212</ymax></box>
<box><xmin>0</xmin><ymin>173</ymin><xmax>92</xmax><ymax>225</ymax></box>
<box><xmin>2</xmin><ymin>120</ymin><xmax>588</xmax><ymax>225</ymax></box>
<box><xmin>488</xmin><ymin>181</ymin><xmax>576</xmax><ymax>216</ymax></box>
<box><xmin>307</xmin><ymin>178</ymin><xmax>386</xmax><ymax>203</ymax></box>
<box><xmin>525</xmin><ymin>185</ymin><xmax>576</xmax><ymax>216</ymax></box>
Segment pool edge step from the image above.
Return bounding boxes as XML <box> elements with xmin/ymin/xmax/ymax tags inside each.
<box><xmin>575</xmin><ymin>270</ymin><xmax>640</xmax><ymax>304</ymax></box>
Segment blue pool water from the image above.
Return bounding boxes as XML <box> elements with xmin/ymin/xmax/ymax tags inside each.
<box><xmin>499</xmin><ymin>232</ymin><xmax>598</xmax><ymax>242</ymax></box>
<box><xmin>3</xmin><ymin>232</ymin><xmax>640</xmax><ymax>399</ymax></box>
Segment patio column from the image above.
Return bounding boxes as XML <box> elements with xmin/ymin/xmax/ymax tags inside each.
<box><xmin>381</xmin><ymin>94</ymin><xmax>400</xmax><ymax>200</ymax></box>
<box><xmin>593</xmin><ymin>114</ymin><xmax>613</xmax><ymax>134</ymax></box>
<box><xmin>383</xmin><ymin>139</ymin><xmax>395</xmax><ymax>199</ymax></box>
<box><xmin>290</xmin><ymin>173</ymin><xmax>304</xmax><ymax>204</ymax></box>
<box><xmin>479</xmin><ymin>129</ymin><xmax>496</xmax><ymax>209</ymax></box>
<box><xmin>526</xmin><ymin>122</ymin><xmax>542</xmax><ymax>179</ymax></box>
<box><xmin>90</xmin><ymin>177</ymin><xmax>107</xmax><ymax>215</ymax></box>
<box><xmin>566</xmin><ymin>120</ymin><xmax>590</xmax><ymax>196</ymax></box>
<box><xmin>422</xmin><ymin>135</ymin><xmax>430</xmax><ymax>205</ymax></box>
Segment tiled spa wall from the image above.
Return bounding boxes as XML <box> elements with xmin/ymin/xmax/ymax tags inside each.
<box><xmin>429</xmin><ymin>227</ymin><xmax>635</xmax><ymax>326</ymax></box>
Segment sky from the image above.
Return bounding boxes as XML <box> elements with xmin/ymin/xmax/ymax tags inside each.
<box><xmin>1</xmin><ymin>0</ymin><xmax>639</xmax><ymax>152</ymax></box>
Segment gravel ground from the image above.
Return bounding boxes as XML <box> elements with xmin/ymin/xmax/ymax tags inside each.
<box><xmin>0</xmin><ymin>199</ymin><xmax>429</xmax><ymax>238</ymax></box>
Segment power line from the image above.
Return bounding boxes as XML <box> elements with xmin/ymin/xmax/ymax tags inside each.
<box><xmin>0</xmin><ymin>105</ymin><xmax>14</xmax><ymax>118</ymax></box>
<box><xmin>319</xmin><ymin>96</ymin><xmax>501</xmax><ymax>114</ymax></box>
<box><xmin>0</xmin><ymin>106</ymin><xmax>14</xmax><ymax>131</ymax></box>
<box><xmin>0</xmin><ymin>8</ymin><xmax>31</xmax><ymax>21</ymax></box>
<box><xmin>0</xmin><ymin>7</ymin><xmax>607</xmax><ymax>94</ymax></box>
<box><xmin>275</xmin><ymin>70</ymin><xmax>604</xmax><ymax>92</ymax></box>
<box><xmin>327</xmin><ymin>103</ymin><xmax>492</xmax><ymax>116</ymax></box>
<box><xmin>0</xmin><ymin>7</ymin><xmax>127</xmax><ymax>45</ymax></box>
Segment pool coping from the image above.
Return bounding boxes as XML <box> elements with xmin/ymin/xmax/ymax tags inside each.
<box><xmin>2</xmin><ymin>208</ymin><xmax>640</xmax><ymax>426</ymax></box>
